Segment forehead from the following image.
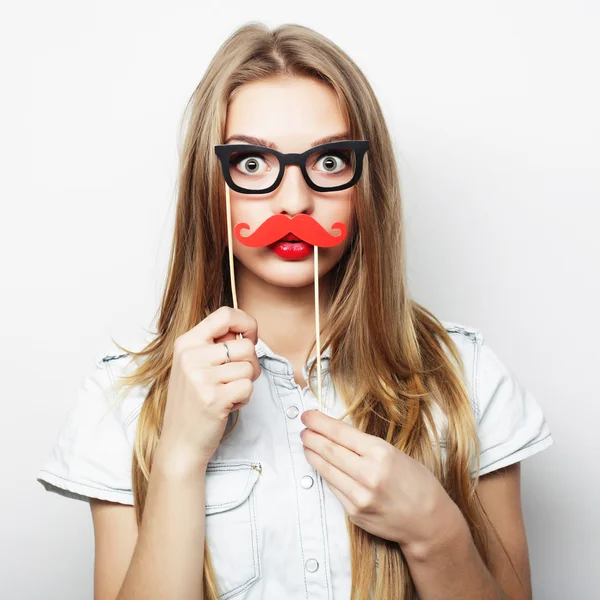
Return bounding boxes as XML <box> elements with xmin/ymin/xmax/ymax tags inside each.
<box><xmin>225</xmin><ymin>76</ymin><xmax>348</xmax><ymax>153</ymax></box>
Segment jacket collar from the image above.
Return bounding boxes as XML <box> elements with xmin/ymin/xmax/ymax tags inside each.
<box><xmin>255</xmin><ymin>337</ymin><xmax>332</xmax><ymax>364</ymax></box>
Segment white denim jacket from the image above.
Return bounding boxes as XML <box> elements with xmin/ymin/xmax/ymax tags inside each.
<box><xmin>37</xmin><ymin>321</ymin><xmax>554</xmax><ymax>599</ymax></box>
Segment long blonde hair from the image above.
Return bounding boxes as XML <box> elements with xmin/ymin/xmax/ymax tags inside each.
<box><xmin>110</xmin><ymin>22</ymin><xmax>520</xmax><ymax>599</ymax></box>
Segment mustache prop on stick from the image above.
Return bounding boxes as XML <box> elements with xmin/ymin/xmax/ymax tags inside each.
<box><xmin>224</xmin><ymin>185</ymin><xmax>348</xmax><ymax>412</ymax></box>
<box><xmin>234</xmin><ymin>214</ymin><xmax>347</xmax><ymax>248</ymax></box>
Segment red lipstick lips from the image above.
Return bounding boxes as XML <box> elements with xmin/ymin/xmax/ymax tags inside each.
<box><xmin>270</xmin><ymin>242</ymin><xmax>311</xmax><ymax>260</ymax></box>
<box><xmin>269</xmin><ymin>233</ymin><xmax>311</xmax><ymax>260</ymax></box>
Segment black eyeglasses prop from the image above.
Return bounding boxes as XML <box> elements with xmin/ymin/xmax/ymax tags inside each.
<box><xmin>214</xmin><ymin>140</ymin><xmax>369</xmax><ymax>194</ymax></box>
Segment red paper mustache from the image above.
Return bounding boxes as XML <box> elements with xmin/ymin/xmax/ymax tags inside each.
<box><xmin>234</xmin><ymin>214</ymin><xmax>347</xmax><ymax>248</ymax></box>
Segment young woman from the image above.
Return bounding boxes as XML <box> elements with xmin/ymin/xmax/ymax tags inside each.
<box><xmin>37</xmin><ymin>22</ymin><xmax>554</xmax><ymax>600</ymax></box>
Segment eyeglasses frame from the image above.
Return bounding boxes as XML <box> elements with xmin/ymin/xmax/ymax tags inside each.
<box><xmin>213</xmin><ymin>139</ymin><xmax>370</xmax><ymax>194</ymax></box>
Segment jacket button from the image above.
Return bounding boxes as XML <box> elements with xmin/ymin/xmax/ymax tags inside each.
<box><xmin>286</xmin><ymin>405</ymin><xmax>300</xmax><ymax>419</ymax></box>
<box><xmin>300</xmin><ymin>475</ymin><xmax>314</xmax><ymax>489</ymax></box>
<box><xmin>305</xmin><ymin>558</ymin><xmax>319</xmax><ymax>572</ymax></box>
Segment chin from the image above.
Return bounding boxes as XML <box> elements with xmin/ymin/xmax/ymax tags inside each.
<box><xmin>236</xmin><ymin>249</ymin><xmax>338</xmax><ymax>288</ymax></box>
<box><xmin>254</xmin><ymin>261</ymin><xmax>321</xmax><ymax>288</ymax></box>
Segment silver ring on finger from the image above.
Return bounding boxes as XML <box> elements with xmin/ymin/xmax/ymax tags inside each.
<box><xmin>222</xmin><ymin>341</ymin><xmax>231</xmax><ymax>364</ymax></box>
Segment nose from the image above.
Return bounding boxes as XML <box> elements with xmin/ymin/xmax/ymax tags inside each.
<box><xmin>272</xmin><ymin>164</ymin><xmax>314</xmax><ymax>216</ymax></box>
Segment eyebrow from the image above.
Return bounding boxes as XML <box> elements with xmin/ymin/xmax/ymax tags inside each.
<box><xmin>223</xmin><ymin>132</ymin><xmax>352</xmax><ymax>150</ymax></box>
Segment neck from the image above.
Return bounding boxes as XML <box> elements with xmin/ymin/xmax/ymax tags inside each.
<box><xmin>235</xmin><ymin>260</ymin><xmax>332</xmax><ymax>364</ymax></box>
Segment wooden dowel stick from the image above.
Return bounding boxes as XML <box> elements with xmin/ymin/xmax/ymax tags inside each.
<box><xmin>225</xmin><ymin>183</ymin><xmax>243</xmax><ymax>340</ymax></box>
<box><xmin>314</xmin><ymin>245</ymin><xmax>322</xmax><ymax>412</ymax></box>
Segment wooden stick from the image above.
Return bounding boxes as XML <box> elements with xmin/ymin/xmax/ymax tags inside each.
<box><xmin>314</xmin><ymin>245</ymin><xmax>322</xmax><ymax>412</ymax></box>
<box><xmin>225</xmin><ymin>183</ymin><xmax>242</xmax><ymax>340</ymax></box>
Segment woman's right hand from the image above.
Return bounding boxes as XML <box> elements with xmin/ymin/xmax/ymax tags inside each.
<box><xmin>157</xmin><ymin>306</ymin><xmax>261</xmax><ymax>470</ymax></box>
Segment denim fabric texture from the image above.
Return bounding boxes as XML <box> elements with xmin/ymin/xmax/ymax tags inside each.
<box><xmin>37</xmin><ymin>321</ymin><xmax>554</xmax><ymax>599</ymax></box>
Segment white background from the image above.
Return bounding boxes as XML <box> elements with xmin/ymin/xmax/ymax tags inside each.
<box><xmin>2</xmin><ymin>1</ymin><xmax>598</xmax><ymax>598</ymax></box>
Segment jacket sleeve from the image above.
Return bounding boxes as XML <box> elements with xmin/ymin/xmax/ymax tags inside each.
<box><xmin>470</xmin><ymin>336</ymin><xmax>555</xmax><ymax>478</ymax></box>
<box><xmin>36</xmin><ymin>352</ymin><xmax>136</xmax><ymax>505</ymax></box>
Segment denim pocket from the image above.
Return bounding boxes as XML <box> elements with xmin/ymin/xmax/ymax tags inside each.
<box><xmin>205</xmin><ymin>459</ymin><xmax>262</xmax><ymax>599</ymax></box>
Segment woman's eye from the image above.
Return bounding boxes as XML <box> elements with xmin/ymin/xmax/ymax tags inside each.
<box><xmin>230</xmin><ymin>153</ymin><xmax>269</xmax><ymax>176</ymax></box>
<box><xmin>314</xmin><ymin>152</ymin><xmax>350</xmax><ymax>174</ymax></box>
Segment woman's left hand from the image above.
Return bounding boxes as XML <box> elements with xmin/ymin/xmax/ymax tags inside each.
<box><xmin>300</xmin><ymin>409</ymin><xmax>466</xmax><ymax>556</ymax></box>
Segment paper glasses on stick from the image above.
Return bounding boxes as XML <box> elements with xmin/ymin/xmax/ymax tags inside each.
<box><xmin>214</xmin><ymin>139</ymin><xmax>369</xmax><ymax>411</ymax></box>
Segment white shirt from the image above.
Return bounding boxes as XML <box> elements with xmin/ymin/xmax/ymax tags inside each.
<box><xmin>37</xmin><ymin>320</ymin><xmax>554</xmax><ymax>599</ymax></box>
